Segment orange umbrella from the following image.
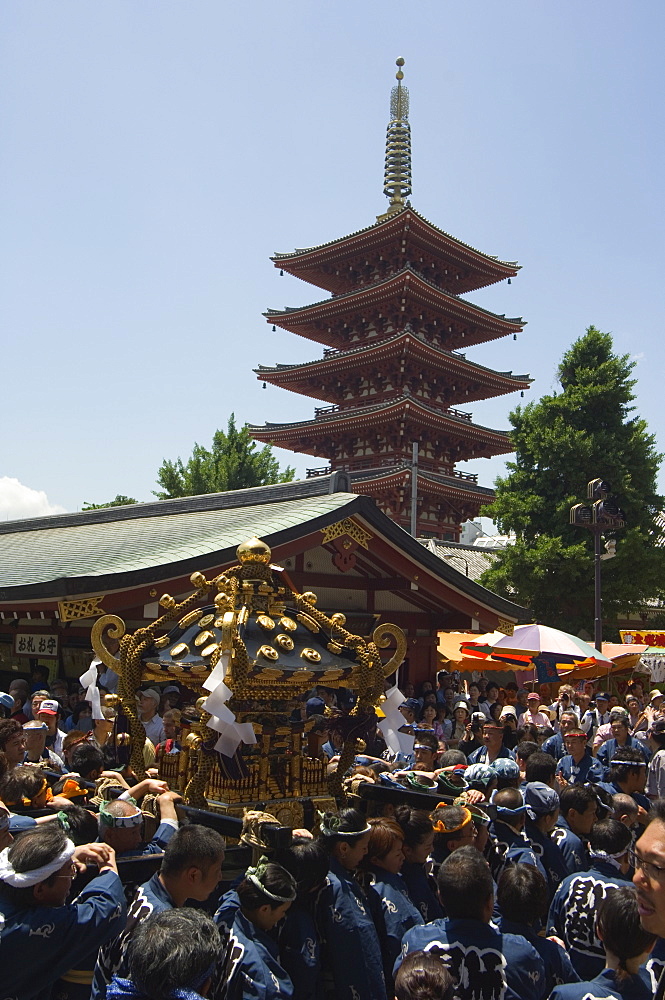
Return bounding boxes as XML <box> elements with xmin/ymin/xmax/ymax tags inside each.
<box><xmin>437</xmin><ymin>631</ymin><xmax>517</xmax><ymax>672</ymax></box>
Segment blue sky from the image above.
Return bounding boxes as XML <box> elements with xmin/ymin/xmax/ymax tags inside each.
<box><xmin>2</xmin><ymin>2</ymin><xmax>664</xmax><ymax>519</ymax></box>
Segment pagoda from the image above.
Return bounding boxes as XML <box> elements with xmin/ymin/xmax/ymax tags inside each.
<box><xmin>249</xmin><ymin>59</ymin><xmax>530</xmax><ymax>540</ymax></box>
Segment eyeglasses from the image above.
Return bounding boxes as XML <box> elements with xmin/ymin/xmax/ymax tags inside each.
<box><xmin>630</xmin><ymin>849</ymin><xmax>665</xmax><ymax>882</ymax></box>
<box><xmin>52</xmin><ymin>863</ymin><xmax>78</xmax><ymax>879</ymax></box>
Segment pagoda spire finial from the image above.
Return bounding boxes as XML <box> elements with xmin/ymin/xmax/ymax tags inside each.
<box><xmin>377</xmin><ymin>57</ymin><xmax>412</xmax><ymax>221</ymax></box>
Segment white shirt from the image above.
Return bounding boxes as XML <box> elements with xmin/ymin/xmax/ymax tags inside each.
<box><xmin>647</xmin><ymin>748</ymin><xmax>665</xmax><ymax>798</ymax></box>
<box><xmin>141</xmin><ymin>714</ymin><xmax>166</xmax><ymax>746</ymax></box>
<box><xmin>581</xmin><ymin>708</ymin><xmax>611</xmax><ymax>734</ymax></box>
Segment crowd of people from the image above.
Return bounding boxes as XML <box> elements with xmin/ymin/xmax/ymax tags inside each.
<box><xmin>2</xmin><ymin>662</ymin><xmax>665</xmax><ymax>1000</ymax></box>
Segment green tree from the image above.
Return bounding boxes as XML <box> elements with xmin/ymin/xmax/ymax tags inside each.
<box><xmin>82</xmin><ymin>495</ymin><xmax>138</xmax><ymax>510</ymax></box>
<box><xmin>154</xmin><ymin>414</ymin><xmax>295</xmax><ymax>499</ymax></box>
<box><xmin>480</xmin><ymin>326</ymin><xmax>665</xmax><ymax>636</ymax></box>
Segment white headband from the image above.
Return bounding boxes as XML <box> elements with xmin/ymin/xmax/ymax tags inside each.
<box><xmin>0</xmin><ymin>838</ymin><xmax>75</xmax><ymax>887</ymax></box>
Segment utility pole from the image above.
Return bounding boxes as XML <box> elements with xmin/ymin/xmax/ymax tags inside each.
<box><xmin>570</xmin><ymin>479</ymin><xmax>625</xmax><ymax>652</ymax></box>
<box><xmin>410</xmin><ymin>441</ymin><xmax>418</xmax><ymax>536</ymax></box>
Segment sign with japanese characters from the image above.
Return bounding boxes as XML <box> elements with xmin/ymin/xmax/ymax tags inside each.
<box><xmin>13</xmin><ymin>633</ymin><xmax>58</xmax><ymax>658</ymax></box>
<box><xmin>620</xmin><ymin>630</ymin><xmax>665</xmax><ymax>647</ymax></box>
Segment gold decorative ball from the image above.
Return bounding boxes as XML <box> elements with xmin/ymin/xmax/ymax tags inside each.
<box><xmin>159</xmin><ymin>594</ymin><xmax>176</xmax><ymax>610</ymax></box>
<box><xmin>190</xmin><ymin>571</ymin><xmax>207</xmax><ymax>588</ymax></box>
<box><xmin>195</xmin><ymin>697</ymin><xmax>208</xmax><ymax>711</ymax></box>
<box><xmin>104</xmin><ymin>694</ymin><xmax>121</xmax><ymax>708</ymax></box>
<box><xmin>396</xmin><ymin>57</ymin><xmax>405</xmax><ymax>66</ymax></box>
<box><xmin>237</xmin><ymin>536</ymin><xmax>272</xmax><ymax>564</ymax></box>
<box><xmin>185</xmin><ymin>732</ymin><xmax>202</xmax><ymax>749</ymax></box>
<box><xmin>331</xmin><ymin>612</ymin><xmax>346</xmax><ymax>626</ymax></box>
<box><xmin>116</xmin><ymin>732</ymin><xmax>131</xmax><ymax>747</ymax></box>
<box><xmin>302</xmin><ymin>591</ymin><xmax>318</xmax><ymax>605</ymax></box>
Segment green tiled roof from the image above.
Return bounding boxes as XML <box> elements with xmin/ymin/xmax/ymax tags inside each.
<box><xmin>0</xmin><ymin>493</ymin><xmax>356</xmax><ymax>593</ymax></box>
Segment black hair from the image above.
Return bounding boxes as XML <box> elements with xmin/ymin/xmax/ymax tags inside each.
<box><xmin>516</xmin><ymin>724</ymin><xmax>538</xmax><ymax>744</ymax></box>
<box><xmin>430</xmin><ymin>804</ymin><xmax>473</xmax><ymax>854</ymax></box>
<box><xmin>609</xmin><ymin>748</ymin><xmax>648</xmax><ymax>784</ymax></box>
<box><xmin>58</xmin><ymin>803</ymin><xmax>99</xmax><ymax>845</ymax></box>
<box><xmin>395</xmin><ymin>951</ymin><xmax>456</xmax><ymax>1000</ymax></box>
<box><xmin>524</xmin><ymin>752</ymin><xmax>556</xmax><ymax>784</ymax></box>
<box><xmin>70</xmin><ymin>743</ymin><xmax>105</xmax><ymax>779</ymax></box>
<box><xmin>437</xmin><ymin>749</ymin><xmax>467</xmax><ymax>768</ymax></box>
<box><xmin>0</xmin><ymin>719</ymin><xmax>23</xmax><ymax>753</ymax></box>
<box><xmin>237</xmin><ymin>861</ymin><xmax>296</xmax><ymax>912</ymax></box>
<box><xmin>413</xmin><ymin>732</ymin><xmax>438</xmax><ymax>753</ymax></box>
<box><xmin>126</xmin><ymin>908</ymin><xmax>220</xmax><ymax>1000</ymax></box>
<box><xmin>0</xmin><ymin>824</ymin><xmax>68</xmax><ymax>906</ymax></box>
<box><xmin>276</xmin><ymin>839</ymin><xmax>329</xmax><ymax>897</ymax></box>
<box><xmin>317</xmin><ymin>807</ymin><xmax>367</xmax><ymax>852</ymax></box>
<box><xmin>160</xmin><ymin>824</ymin><xmax>225</xmax><ymax>878</ymax></box>
<box><xmin>436</xmin><ymin>846</ymin><xmax>493</xmax><ymax>920</ymax></box>
<box><xmin>559</xmin><ymin>783</ymin><xmax>599</xmax><ymax>819</ymax></box>
<box><xmin>395</xmin><ymin>807</ymin><xmax>434</xmax><ymax>849</ymax></box>
<box><xmin>596</xmin><ymin>886</ymin><xmax>657</xmax><ymax>980</ymax></box>
<box><xmin>0</xmin><ymin>765</ymin><xmax>48</xmax><ymax>810</ymax></box>
<box><xmin>497</xmin><ymin>863</ymin><xmax>548</xmax><ymax>924</ymax></box>
<box><xmin>515</xmin><ymin>741</ymin><xmax>539</xmax><ymax>762</ymax></box>
<box><xmin>70</xmin><ymin>701</ymin><xmax>92</xmax><ymax>724</ymax></box>
<box><xmin>486</xmin><ymin>682</ymin><xmax>499</xmax><ymax>696</ymax></box>
<box><xmin>589</xmin><ymin>818</ymin><xmax>632</xmax><ymax>856</ymax></box>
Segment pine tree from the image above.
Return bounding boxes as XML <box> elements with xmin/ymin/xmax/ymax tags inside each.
<box><xmin>480</xmin><ymin>326</ymin><xmax>664</xmax><ymax>636</ymax></box>
<box><xmin>154</xmin><ymin>414</ymin><xmax>295</xmax><ymax>499</ymax></box>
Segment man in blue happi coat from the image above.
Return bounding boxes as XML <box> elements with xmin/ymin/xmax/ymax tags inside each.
<box><xmin>468</xmin><ymin>720</ymin><xmax>516</xmax><ymax>766</ymax></box>
<box><xmin>0</xmin><ymin>822</ymin><xmax>126</xmax><ymax>1000</ymax></box>
<box><xmin>551</xmin><ymin>784</ymin><xmax>598</xmax><ymax>874</ymax></box>
<box><xmin>488</xmin><ymin>786</ymin><xmax>547</xmax><ymax>883</ymax></box>
<box><xmin>548</xmin><ymin>818</ymin><xmax>633</xmax><ymax>979</ymax></box>
<box><xmin>556</xmin><ymin>729</ymin><xmax>604</xmax><ymax>786</ymax></box>
<box><xmin>632</xmin><ymin>798</ymin><xmax>665</xmax><ymax>1000</ymax></box>
<box><xmin>524</xmin><ymin>781</ymin><xmax>569</xmax><ymax>900</ymax></box>
<box><xmin>596</xmin><ymin>749</ymin><xmax>651</xmax><ymax>826</ymax></box>
<box><xmin>92</xmin><ymin>823</ymin><xmax>227</xmax><ymax>1000</ymax></box>
<box><xmin>496</xmin><ymin>862</ymin><xmax>580</xmax><ymax>996</ymax></box>
<box><xmin>396</xmin><ymin>846</ymin><xmax>546</xmax><ymax>1000</ymax></box>
<box><xmin>542</xmin><ymin>711</ymin><xmax>583</xmax><ymax>761</ymax></box>
<box><xmin>597</xmin><ymin>713</ymin><xmax>651</xmax><ymax>777</ymax></box>
<box><xmin>98</xmin><ymin>789</ymin><xmax>181</xmax><ymax>858</ymax></box>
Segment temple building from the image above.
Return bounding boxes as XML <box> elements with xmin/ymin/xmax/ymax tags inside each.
<box><xmin>249</xmin><ymin>59</ymin><xmax>530</xmax><ymax>540</ymax></box>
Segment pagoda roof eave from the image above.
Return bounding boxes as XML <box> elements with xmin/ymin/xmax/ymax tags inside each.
<box><xmin>248</xmin><ymin>396</ymin><xmax>513</xmax><ymax>456</ymax></box>
<box><xmin>265</xmin><ymin>266</ymin><xmax>525</xmax><ymax>334</ymax></box>
<box><xmin>270</xmin><ymin>206</ymin><xmax>520</xmax><ymax>281</ymax></box>
<box><xmin>253</xmin><ymin>330</ymin><xmax>532</xmax><ymax>391</ymax></box>
<box><xmin>348</xmin><ymin>467</ymin><xmax>496</xmax><ymax>501</ymax></box>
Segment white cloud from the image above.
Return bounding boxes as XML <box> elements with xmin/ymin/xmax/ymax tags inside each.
<box><xmin>0</xmin><ymin>477</ymin><xmax>67</xmax><ymax>522</ymax></box>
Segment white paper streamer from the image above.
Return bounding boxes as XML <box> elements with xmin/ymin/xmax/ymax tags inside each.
<box><xmin>378</xmin><ymin>685</ymin><xmax>415</xmax><ymax>758</ymax></box>
<box><xmin>80</xmin><ymin>657</ymin><xmax>103</xmax><ymax>721</ymax></box>
<box><xmin>201</xmin><ymin>652</ymin><xmax>257</xmax><ymax>757</ymax></box>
